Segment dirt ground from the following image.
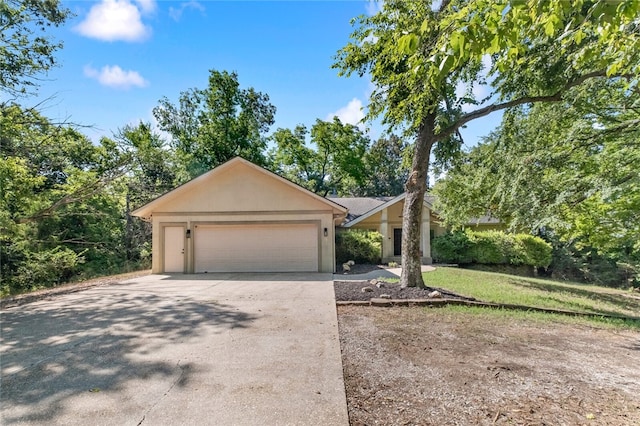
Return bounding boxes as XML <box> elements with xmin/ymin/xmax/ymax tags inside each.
<box><xmin>338</xmin><ymin>305</ymin><xmax>640</xmax><ymax>426</ymax></box>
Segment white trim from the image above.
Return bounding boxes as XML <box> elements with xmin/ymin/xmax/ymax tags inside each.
<box><xmin>343</xmin><ymin>193</ymin><xmax>433</xmax><ymax>228</ymax></box>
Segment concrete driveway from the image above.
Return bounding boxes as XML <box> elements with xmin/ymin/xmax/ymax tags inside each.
<box><xmin>1</xmin><ymin>273</ymin><xmax>348</xmax><ymax>425</ymax></box>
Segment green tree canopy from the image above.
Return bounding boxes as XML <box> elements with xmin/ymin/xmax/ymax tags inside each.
<box><xmin>153</xmin><ymin>69</ymin><xmax>276</xmax><ymax>180</ymax></box>
<box><xmin>269</xmin><ymin>118</ymin><xmax>369</xmax><ymax>196</ymax></box>
<box><xmin>0</xmin><ymin>0</ymin><xmax>71</xmax><ymax>96</ymax></box>
<box><xmin>357</xmin><ymin>134</ymin><xmax>410</xmax><ymax>197</ymax></box>
<box><xmin>0</xmin><ymin>104</ymin><xmax>132</xmax><ymax>293</ymax></box>
<box><xmin>334</xmin><ymin>0</ymin><xmax>639</xmax><ymax>287</ymax></box>
<box><xmin>433</xmin><ymin>79</ymin><xmax>640</xmax><ymax>267</ymax></box>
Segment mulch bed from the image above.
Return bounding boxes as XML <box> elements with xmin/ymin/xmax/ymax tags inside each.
<box><xmin>334</xmin><ymin>279</ymin><xmax>476</xmax><ymax>302</ymax></box>
<box><xmin>336</xmin><ymin>263</ymin><xmax>388</xmax><ymax>275</ymax></box>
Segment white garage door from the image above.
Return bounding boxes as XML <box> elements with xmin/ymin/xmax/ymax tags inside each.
<box><xmin>194</xmin><ymin>223</ymin><xmax>319</xmax><ymax>273</ymax></box>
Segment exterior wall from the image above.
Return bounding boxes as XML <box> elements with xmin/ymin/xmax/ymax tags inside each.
<box><xmin>153</xmin><ymin>163</ymin><xmax>330</xmax><ymax>214</ymax></box>
<box><xmin>152</xmin><ymin>212</ymin><xmax>336</xmax><ymax>273</ymax></box>
<box><xmin>345</xmin><ymin>199</ymin><xmax>432</xmax><ymax>265</ymax></box>
<box><xmin>145</xmin><ymin>161</ymin><xmax>344</xmax><ymax>274</ymax></box>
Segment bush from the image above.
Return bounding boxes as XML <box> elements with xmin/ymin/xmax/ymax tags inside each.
<box><xmin>515</xmin><ymin>234</ymin><xmax>553</xmax><ymax>268</ymax></box>
<box><xmin>431</xmin><ymin>231</ymin><xmax>471</xmax><ymax>263</ymax></box>
<box><xmin>12</xmin><ymin>247</ymin><xmax>84</xmax><ymax>293</ymax></box>
<box><xmin>432</xmin><ymin>230</ymin><xmax>552</xmax><ymax>268</ymax></box>
<box><xmin>336</xmin><ymin>229</ymin><xmax>382</xmax><ymax>264</ymax></box>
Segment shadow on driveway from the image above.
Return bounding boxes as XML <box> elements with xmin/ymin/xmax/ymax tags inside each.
<box><xmin>1</xmin><ymin>285</ymin><xmax>256</xmax><ymax>424</ymax></box>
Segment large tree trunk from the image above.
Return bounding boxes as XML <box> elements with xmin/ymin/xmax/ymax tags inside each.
<box><xmin>400</xmin><ymin>118</ymin><xmax>435</xmax><ymax>288</ymax></box>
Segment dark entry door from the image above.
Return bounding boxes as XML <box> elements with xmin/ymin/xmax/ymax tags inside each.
<box><xmin>393</xmin><ymin>228</ymin><xmax>402</xmax><ymax>256</ymax></box>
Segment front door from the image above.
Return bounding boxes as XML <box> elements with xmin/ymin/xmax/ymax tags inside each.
<box><xmin>164</xmin><ymin>226</ymin><xmax>185</xmax><ymax>272</ymax></box>
<box><xmin>393</xmin><ymin>228</ymin><xmax>402</xmax><ymax>256</ymax></box>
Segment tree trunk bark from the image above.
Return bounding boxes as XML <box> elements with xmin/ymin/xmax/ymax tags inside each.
<box><xmin>400</xmin><ymin>117</ymin><xmax>435</xmax><ymax>288</ymax></box>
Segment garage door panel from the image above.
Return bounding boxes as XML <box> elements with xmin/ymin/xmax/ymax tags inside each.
<box><xmin>194</xmin><ymin>224</ymin><xmax>319</xmax><ymax>273</ymax></box>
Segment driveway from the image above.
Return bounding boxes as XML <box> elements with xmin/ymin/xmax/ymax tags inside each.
<box><xmin>1</xmin><ymin>273</ymin><xmax>348</xmax><ymax>425</ymax></box>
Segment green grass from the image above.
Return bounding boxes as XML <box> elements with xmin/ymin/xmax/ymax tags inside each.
<box><xmin>424</xmin><ymin>267</ymin><xmax>640</xmax><ymax>319</ymax></box>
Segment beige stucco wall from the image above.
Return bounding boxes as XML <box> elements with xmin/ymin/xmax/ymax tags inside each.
<box><xmin>153</xmin><ymin>163</ymin><xmax>331</xmax><ymax>214</ymax></box>
<box><xmin>145</xmin><ymin>161</ymin><xmax>342</xmax><ymax>273</ymax></box>
<box><xmin>346</xmin><ymin>199</ymin><xmax>432</xmax><ymax>264</ymax></box>
<box><xmin>152</xmin><ymin>212</ymin><xmax>336</xmax><ymax>273</ymax></box>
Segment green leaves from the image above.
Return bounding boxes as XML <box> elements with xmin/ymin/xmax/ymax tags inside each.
<box><xmin>434</xmin><ymin>79</ymin><xmax>640</xmax><ymax>283</ymax></box>
<box><xmin>269</xmin><ymin>118</ymin><xmax>369</xmax><ymax>196</ymax></box>
<box><xmin>0</xmin><ymin>0</ymin><xmax>71</xmax><ymax>96</ymax></box>
<box><xmin>153</xmin><ymin>70</ymin><xmax>276</xmax><ymax>180</ymax></box>
<box><xmin>399</xmin><ymin>34</ymin><xmax>419</xmax><ymax>55</ymax></box>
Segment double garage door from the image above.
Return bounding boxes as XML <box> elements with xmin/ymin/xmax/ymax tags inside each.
<box><xmin>193</xmin><ymin>223</ymin><xmax>319</xmax><ymax>273</ymax></box>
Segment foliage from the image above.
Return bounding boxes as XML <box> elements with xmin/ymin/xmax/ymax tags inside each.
<box><xmin>432</xmin><ymin>231</ymin><xmax>552</xmax><ymax>268</ymax></box>
<box><xmin>9</xmin><ymin>247</ymin><xmax>83</xmax><ymax>294</ymax></box>
<box><xmin>0</xmin><ymin>0</ymin><xmax>71</xmax><ymax>96</ymax></box>
<box><xmin>269</xmin><ymin>118</ymin><xmax>369</xmax><ymax>196</ymax></box>
<box><xmin>430</xmin><ymin>231</ymin><xmax>472</xmax><ymax>264</ymax></box>
<box><xmin>334</xmin><ymin>0</ymin><xmax>639</xmax><ymax>288</ymax></box>
<box><xmin>153</xmin><ymin>69</ymin><xmax>276</xmax><ymax>180</ymax></box>
<box><xmin>0</xmin><ymin>104</ymin><xmax>141</xmax><ymax>296</ymax></box>
<box><xmin>356</xmin><ymin>134</ymin><xmax>410</xmax><ymax>196</ymax></box>
<box><xmin>434</xmin><ymin>79</ymin><xmax>640</xmax><ymax>286</ymax></box>
<box><xmin>335</xmin><ymin>229</ymin><xmax>383</xmax><ymax>265</ymax></box>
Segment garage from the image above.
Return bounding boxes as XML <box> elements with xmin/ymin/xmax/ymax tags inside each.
<box><xmin>194</xmin><ymin>223</ymin><xmax>319</xmax><ymax>273</ymax></box>
<box><xmin>131</xmin><ymin>157</ymin><xmax>347</xmax><ymax>274</ymax></box>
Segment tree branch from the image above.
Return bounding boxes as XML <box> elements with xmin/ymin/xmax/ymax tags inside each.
<box><xmin>436</xmin><ymin>70</ymin><xmax>609</xmax><ymax>141</ymax></box>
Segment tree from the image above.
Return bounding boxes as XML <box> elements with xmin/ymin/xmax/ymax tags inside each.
<box><xmin>334</xmin><ymin>0</ymin><xmax>639</xmax><ymax>288</ymax></box>
<box><xmin>0</xmin><ymin>0</ymin><xmax>71</xmax><ymax>96</ymax></box>
<box><xmin>111</xmin><ymin>122</ymin><xmax>177</xmax><ymax>261</ymax></box>
<box><xmin>153</xmin><ymin>69</ymin><xmax>276</xmax><ymax>181</ymax></box>
<box><xmin>269</xmin><ymin>118</ymin><xmax>369</xmax><ymax>196</ymax></box>
<box><xmin>0</xmin><ymin>104</ymin><xmax>130</xmax><ymax>293</ymax></box>
<box><xmin>433</xmin><ymin>79</ymin><xmax>640</xmax><ymax>280</ymax></box>
<box><xmin>357</xmin><ymin>134</ymin><xmax>409</xmax><ymax>196</ymax></box>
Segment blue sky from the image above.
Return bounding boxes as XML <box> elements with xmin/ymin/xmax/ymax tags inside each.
<box><xmin>25</xmin><ymin>0</ymin><xmax>499</xmax><ymax>148</ymax></box>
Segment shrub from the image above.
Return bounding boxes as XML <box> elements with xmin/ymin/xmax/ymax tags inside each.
<box><xmin>336</xmin><ymin>229</ymin><xmax>382</xmax><ymax>264</ymax></box>
<box><xmin>12</xmin><ymin>247</ymin><xmax>84</xmax><ymax>293</ymax></box>
<box><xmin>515</xmin><ymin>234</ymin><xmax>553</xmax><ymax>267</ymax></box>
<box><xmin>432</xmin><ymin>230</ymin><xmax>552</xmax><ymax>268</ymax></box>
<box><xmin>467</xmin><ymin>231</ymin><xmax>510</xmax><ymax>264</ymax></box>
<box><xmin>432</xmin><ymin>231</ymin><xmax>471</xmax><ymax>263</ymax></box>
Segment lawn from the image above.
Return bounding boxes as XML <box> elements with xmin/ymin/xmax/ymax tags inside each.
<box><xmin>423</xmin><ymin>267</ymin><xmax>640</xmax><ymax>319</ymax></box>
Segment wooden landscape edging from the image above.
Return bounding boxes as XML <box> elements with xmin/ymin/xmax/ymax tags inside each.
<box><xmin>336</xmin><ymin>298</ymin><xmax>640</xmax><ymax>322</ymax></box>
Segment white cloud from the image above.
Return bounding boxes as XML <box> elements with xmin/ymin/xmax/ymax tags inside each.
<box><xmin>75</xmin><ymin>0</ymin><xmax>151</xmax><ymax>42</ymax></box>
<box><xmin>365</xmin><ymin>0</ymin><xmax>384</xmax><ymax>16</ymax></box>
<box><xmin>326</xmin><ymin>98</ymin><xmax>365</xmax><ymax>127</ymax></box>
<box><xmin>169</xmin><ymin>1</ymin><xmax>205</xmax><ymax>21</ymax></box>
<box><xmin>134</xmin><ymin>0</ymin><xmax>156</xmax><ymax>14</ymax></box>
<box><xmin>84</xmin><ymin>64</ymin><xmax>149</xmax><ymax>89</ymax></box>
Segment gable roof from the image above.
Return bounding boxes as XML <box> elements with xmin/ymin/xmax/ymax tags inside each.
<box><xmin>332</xmin><ymin>193</ymin><xmax>434</xmax><ymax>228</ymax></box>
<box><xmin>332</xmin><ymin>193</ymin><xmax>500</xmax><ymax>227</ymax></box>
<box><xmin>132</xmin><ymin>157</ymin><xmax>348</xmax><ymax>219</ymax></box>
<box><xmin>328</xmin><ymin>196</ymin><xmax>395</xmax><ymax>223</ymax></box>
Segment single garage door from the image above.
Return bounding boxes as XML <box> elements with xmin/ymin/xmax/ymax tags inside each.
<box><xmin>194</xmin><ymin>223</ymin><xmax>319</xmax><ymax>273</ymax></box>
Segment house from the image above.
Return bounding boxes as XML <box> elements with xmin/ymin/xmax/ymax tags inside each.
<box><xmin>132</xmin><ymin>157</ymin><xmax>347</xmax><ymax>274</ymax></box>
<box><xmin>330</xmin><ymin>195</ymin><xmax>501</xmax><ymax>265</ymax></box>
<box><xmin>133</xmin><ymin>157</ymin><xmax>500</xmax><ymax>273</ymax></box>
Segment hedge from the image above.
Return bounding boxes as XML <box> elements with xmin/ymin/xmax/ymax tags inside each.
<box><xmin>432</xmin><ymin>230</ymin><xmax>552</xmax><ymax>268</ymax></box>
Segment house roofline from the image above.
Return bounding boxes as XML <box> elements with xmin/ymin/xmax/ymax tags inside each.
<box><xmin>342</xmin><ymin>193</ymin><xmax>433</xmax><ymax>228</ymax></box>
<box><xmin>131</xmin><ymin>156</ymin><xmax>348</xmax><ymax>220</ymax></box>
